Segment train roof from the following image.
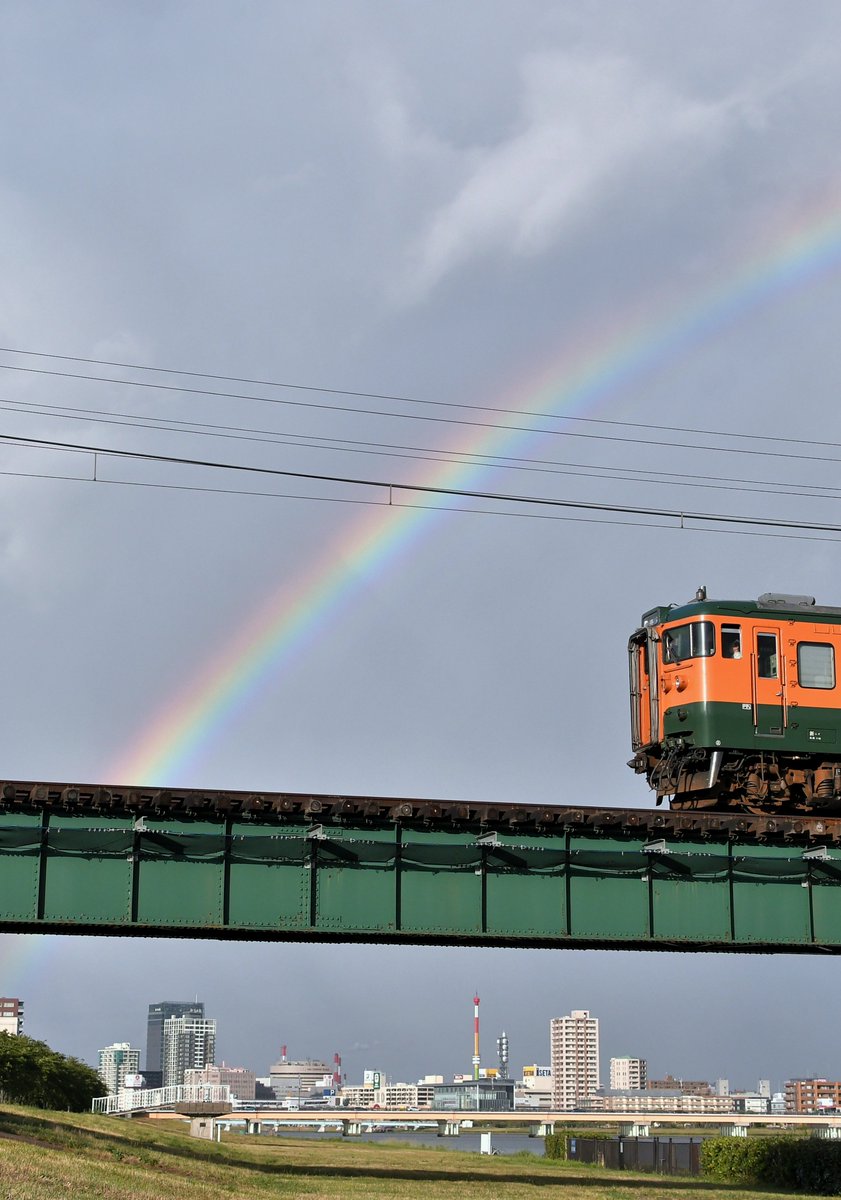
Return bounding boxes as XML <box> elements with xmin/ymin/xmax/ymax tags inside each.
<box><xmin>640</xmin><ymin>592</ymin><xmax>841</xmax><ymax>628</ymax></box>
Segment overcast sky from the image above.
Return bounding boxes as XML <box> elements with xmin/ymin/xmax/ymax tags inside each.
<box><xmin>3</xmin><ymin>1</ymin><xmax>841</xmax><ymax>1091</ymax></box>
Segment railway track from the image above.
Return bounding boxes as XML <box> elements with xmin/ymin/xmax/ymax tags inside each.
<box><xmin>1</xmin><ymin>779</ymin><xmax>839</xmax><ymax>845</ymax></box>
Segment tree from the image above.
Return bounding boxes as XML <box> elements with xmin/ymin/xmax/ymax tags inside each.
<box><xmin>0</xmin><ymin>1033</ymin><xmax>102</xmax><ymax>1111</ymax></box>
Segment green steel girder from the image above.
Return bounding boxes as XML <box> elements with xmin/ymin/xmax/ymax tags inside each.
<box><xmin>0</xmin><ymin>794</ymin><xmax>840</xmax><ymax>951</ymax></box>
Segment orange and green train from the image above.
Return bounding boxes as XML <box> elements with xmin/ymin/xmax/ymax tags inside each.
<box><xmin>628</xmin><ymin>589</ymin><xmax>841</xmax><ymax>813</ymax></box>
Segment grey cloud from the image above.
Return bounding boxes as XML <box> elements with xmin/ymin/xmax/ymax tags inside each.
<box><xmin>398</xmin><ymin>51</ymin><xmax>740</xmax><ymax>301</ymax></box>
<box><xmin>0</xmin><ymin>0</ymin><xmax>840</xmax><ymax>1091</ymax></box>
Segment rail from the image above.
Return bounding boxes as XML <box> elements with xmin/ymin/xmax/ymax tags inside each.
<box><xmin>1</xmin><ymin>777</ymin><xmax>839</xmax><ymax>843</ymax></box>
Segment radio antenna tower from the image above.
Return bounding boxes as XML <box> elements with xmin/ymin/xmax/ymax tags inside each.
<box><xmin>472</xmin><ymin>994</ymin><xmax>481</xmax><ymax>1081</ymax></box>
<box><xmin>496</xmin><ymin>1031</ymin><xmax>509</xmax><ymax>1079</ymax></box>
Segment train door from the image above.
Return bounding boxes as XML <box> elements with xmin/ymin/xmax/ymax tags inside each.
<box><xmin>628</xmin><ymin>629</ymin><xmax>659</xmax><ymax>750</ymax></box>
<box><xmin>751</xmin><ymin>626</ymin><xmax>786</xmax><ymax>736</ymax></box>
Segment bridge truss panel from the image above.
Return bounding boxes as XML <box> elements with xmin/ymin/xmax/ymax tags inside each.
<box><xmin>0</xmin><ymin>781</ymin><xmax>840</xmax><ymax>951</ymax></box>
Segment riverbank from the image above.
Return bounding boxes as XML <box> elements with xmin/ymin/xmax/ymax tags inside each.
<box><xmin>0</xmin><ymin>1105</ymin><xmax>820</xmax><ymax>1198</ymax></box>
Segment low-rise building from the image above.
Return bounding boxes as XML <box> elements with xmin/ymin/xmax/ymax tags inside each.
<box><xmin>584</xmin><ymin>1089</ymin><xmax>734</xmax><ymax>1114</ymax></box>
<box><xmin>270</xmin><ymin>1057</ymin><xmax>331</xmax><ymax>1101</ymax></box>
<box><xmin>730</xmin><ymin>1093</ymin><xmax>771</xmax><ymax>1114</ymax></box>
<box><xmin>0</xmin><ymin>998</ymin><xmax>23</xmax><ymax>1036</ymax></box>
<box><xmin>516</xmin><ymin>1066</ymin><xmax>553</xmax><ymax>1110</ymax></box>
<box><xmin>433</xmin><ymin>1079</ymin><xmax>515</xmax><ymax>1111</ymax></box>
<box><xmin>522</xmin><ymin>1065</ymin><xmax>552</xmax><ymax>1080</ymax></box>
<box><xmin>184</xmin><ymin>1064</ymin><xmax>256</xmax><ymax>1101</ymax></box>
<box><xmin>786</xmin><ymin>1079</ymin><xmax>841</xmax><ymax>1113</ymax></box>
<box><xmin>340</xmin><ymin>1082</ymin><xmax>435</xmax><ymax>1109</ymax></box>
<box><xmin>377</xmin><ymin>1083</ymin><xmax>434</xmax><ymax>1109</ymax></box>
<box><xmin>647</xmin><ymin>1075</ymin><xmax>712</xmax><ymax>1096</ymax></box>
<box><xmin>341</xmin><ymin>1085</ymin><xmax>376</xmax><ymax>1108</ymax></box>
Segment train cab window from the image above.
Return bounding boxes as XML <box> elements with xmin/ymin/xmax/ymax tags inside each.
<box><xmin>798</xmin><ymin>642</ymin><xmax>835</xmax><ymax>689</ymax></box>
<box><xmin>662</xmin><ymin>621</ymin><xmax>715</xmax><ymax>663</ymax></box>
<box><xmin>721</xmin><ymin>625</ymin><xmax>742</xmax><ymax>659</ymax></box>
<box><xmin>757</xmin><ymin>633</ymin><xmax>778</xmax><ymax>678</ymax></box>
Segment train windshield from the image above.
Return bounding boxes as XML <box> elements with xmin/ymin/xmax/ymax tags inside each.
<box><xmin>662</xmin><ymin>621</ymin><xmax>715</xmax><ymax>663</ymax></box>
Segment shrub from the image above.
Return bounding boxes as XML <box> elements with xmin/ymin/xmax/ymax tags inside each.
<box><xmin>702</xmin><ymin>1135</ymin><xmax>841</xmax><ymax>1195</ymax></box>
<box><xmin>544</xmin><ymin>1132</ymin><xmax>568</xmax><ymax>1160</ymax></box>
<box><xmin>0</xmin><ymin>1032</ymin><xmax>103</xmax><ymax>1111</ymax></box>
<box><xmin>544</xmin><ymin>1131</ymin><xmax>609</xmax><ymax>1161</ymax></box>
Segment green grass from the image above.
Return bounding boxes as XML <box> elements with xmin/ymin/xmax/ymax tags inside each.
<box><xmin>0</xmin><ymin>1105</ymin><xmax>823</xmax><ymax>1199</ymax></box>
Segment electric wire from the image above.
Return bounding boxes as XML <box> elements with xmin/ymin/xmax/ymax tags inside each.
<box><xmin>3</xmin><ymin>395</ymin><xmax>841</xmax><ymax>504</ymax></box>
<box><xmin>2</xmin><ymin>343</ymin><xmax>840</xmax><ymax>456</ymax></box>
<box><xmin>4</xmin><ymin>430</ymin><xmax>841</xmax><ymax>540</ymax></box>
<box><xmin>0</xmin><ymin>463</ymin><xmax>839</xmax><ymax>545</ymax></box>
<box><xmin>3</xmin><ymin>360</ymin><xmax>841</xmax><ymax>467</ymax></box>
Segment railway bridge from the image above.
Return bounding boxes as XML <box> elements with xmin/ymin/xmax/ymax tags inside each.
<box><xmin>0</xmin><ymin>778</ymin><xmax>840</xmax><ymax>951</ymax></box>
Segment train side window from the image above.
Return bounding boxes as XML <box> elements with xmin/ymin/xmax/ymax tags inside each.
<box><xmin>798</xmin><ymin>642</ymin><xmax>835</xmax><ymax>689</ymax></box>
<box><xmin>722</xmin><ymin>625</ymin><xmax>742</xmax><ymax>659</ymax></box>
<box><xmin>663</xmin><ymin>621</ymin><xmax>715</xmax><ymax>663</ymax></box>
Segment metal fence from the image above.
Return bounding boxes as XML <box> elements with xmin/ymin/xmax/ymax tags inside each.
<box><xmin>568</xmin><ymin>1136</ymin><xmax>703</xmax><ymax>1175</ymax></box>
<box><xmin>92</xmin><ymin>1084</ymin><xmax>231</xmax><ymax>1115</ymax></box>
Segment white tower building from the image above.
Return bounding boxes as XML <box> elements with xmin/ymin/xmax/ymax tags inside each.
<box><xmin>98</xmin><ymin>1043</ymin><xmax>141</xmax><ymax>1094</ymax></box>
<box><xmin>550</xmin><ymin>1010</ymin><xmax>600</xmax><ymax>1110</ymax></box>
<box><xmin>162</xmin><ymin>1015</ymin><xmax>217</xmax><ymax>1087</ymax></box>
<box><xmin>610</xmin><ymin>1056</ymin><xmax>647</xmax><ymax>1091</ymax></box>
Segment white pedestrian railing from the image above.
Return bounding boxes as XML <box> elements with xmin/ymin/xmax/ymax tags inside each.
<box><xmin>92</xmin><ymin>1083</ymin><xmax>231</xmax><ymax>1114</ymax></box>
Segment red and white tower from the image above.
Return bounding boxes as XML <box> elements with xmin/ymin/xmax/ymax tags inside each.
<box><xmin>472</xmin><ymin>994</ymin><xmax>481</xmax><ymax>1081</ymax></box>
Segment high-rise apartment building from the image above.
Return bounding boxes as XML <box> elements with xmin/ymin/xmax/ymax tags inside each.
<box><xmin>610</xmin><ymin>1056</ymin><xmax>647</xmax><ymax>1091</ymax></box>
<box><xmin>163</xmin><ymin>1015</ymin><xmax>217</xmax><ymax>1087</ymax></box>
<box><xmin>0</xmin><ymin>998</ymin><xmax>24</xmax><ymax>1036</ymax></box>
<box><xmin>98</xmin><ymin>1043</ymin><xmax>141</xmax><ymax>1094</ymax></box>
<box><xmin>146</xmin><ymin>1001</ymin><xmax>204</xmax><ymax>1086</ymax></box>
<box><xmin>550</xmin><ymin>1010</ymin><xmax>599</xmax><ymax>1110</ymax></box>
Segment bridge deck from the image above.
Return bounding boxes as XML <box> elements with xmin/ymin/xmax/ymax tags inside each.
<box><xmin>174</xmin><ymin>1108</ymin><xmax>841</xmax><ymax>1132</ymax></box>
<box><xmin>3</xmin><ymin>779</ymin><xmax>841</xmax><ymax>952</ymax></box>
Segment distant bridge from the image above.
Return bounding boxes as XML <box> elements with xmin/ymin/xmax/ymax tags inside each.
<box><xmin>92</xmin><ymin>1089</ymin><xmax>841</xmax><ymax>1141</ymax></box>
<box><xmin>157</xmin><ymin>1106</ymin><xmax>841</xmax><ymax>1141</ymax></box>
<box><xmin>3</xmin><ymin>778</ymin><xmax>841</xmax><ymax>952</ymax></box>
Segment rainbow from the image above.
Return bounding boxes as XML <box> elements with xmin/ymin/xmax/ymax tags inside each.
<box><xmin>108</xmin><ymin>185</ymin><xmax>841</xmax><ymax>786</ymax></box>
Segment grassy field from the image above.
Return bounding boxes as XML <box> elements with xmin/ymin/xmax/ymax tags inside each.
<box><xmin>0</xmin><ymin>1105</ymin><xmax>822</xmax><ymax>1199</ymax></box>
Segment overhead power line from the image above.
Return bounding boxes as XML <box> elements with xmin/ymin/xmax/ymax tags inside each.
<box><xmin>6</xmin><ymin>360</ymin><xmax>841</xmax><ymax>468</ymax></box>
<box><xmin>6</xmin><ymin>430</ymin><xmax>841</xmax><ymax>541</ymax></box>
<box><xmin>1</xmin><ymin>463</ymin><xmax>837</xmax><ymax>544</ymax></box>
<box><xmin>3</xmin><ymin>395</ymin><xmax>841</xmax><ymax>504</ymax></box>
<box><xmin>3</xmin><ymin>344</ymin><xmax>841</xmax><ymax>457</ymax></box>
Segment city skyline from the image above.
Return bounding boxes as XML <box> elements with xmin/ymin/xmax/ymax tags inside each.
<box><xmin>74</xmin><ymin>982</ymin><xmax>813</xmax><ymax>1096</ymax></box>
<box><xmin>89</xmin><ymin>995</ymin><xmax>820</xmax><ymax>1117</ymax></box>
